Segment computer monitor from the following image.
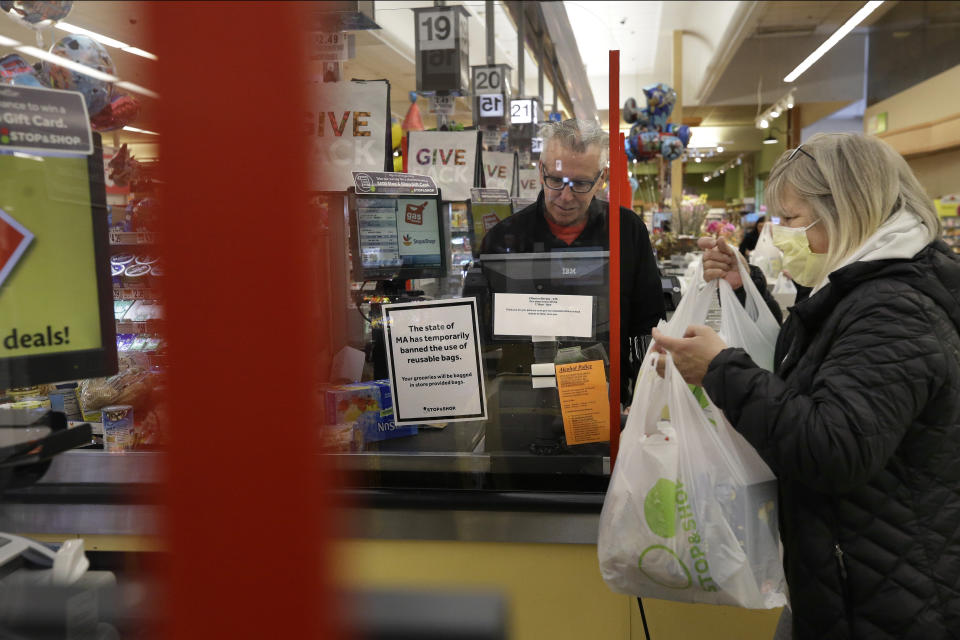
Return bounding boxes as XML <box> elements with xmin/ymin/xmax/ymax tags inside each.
<box><xmin>479</xmin><ymin>250</ymin><xmax>609</xmax><ymax>341</ymax></box>
<box><xmin>348</xmin><ymin>190</ymin><xmax>446</xmax><ymax>284</ymax></box>
<box><xmin>0</xmin><ymin>134</ymin><xmax>117</xmax><ymax>388</ymax></box>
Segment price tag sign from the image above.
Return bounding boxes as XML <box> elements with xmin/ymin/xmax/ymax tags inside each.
<box><xmin>478</xmin><ymin>94</ymin><xmax>504</xmax><ymax>118</ymax></box>
<box><xmin>510</xmin><ymin>99</ymin><xmax>536</xmax><ymax>125</ymax></box>
<box><xmin>417</xmin><ymin>10</ymin><xmax>456</xmax><ymax>51</ymax></box>
<box><xmin>310</xmin><ymin>31</ymin><xmax>349</xmax><ymax>61</ymax></box>
<box><xmin>428</xmin><ymin>95</ymin><xmax>455</xmax><ymax>115</ymax></box>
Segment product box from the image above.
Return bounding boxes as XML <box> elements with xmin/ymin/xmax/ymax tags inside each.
<box><xmin>322</xmin><ymin>380</ymin><xmax>417</xmax><ymax>448</ymax></box>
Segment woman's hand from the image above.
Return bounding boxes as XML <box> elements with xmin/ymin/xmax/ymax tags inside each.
<box><xmin>698</xmin><ymin>237</ymin><xmax>744</xmax><ymax>289</ymax></box>
<box><xmin>651</xmin><ymin>325</ymin><xmax>728</xmax><ymax>385</ymax></box>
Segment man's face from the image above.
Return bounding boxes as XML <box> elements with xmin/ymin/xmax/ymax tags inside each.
<box><xmin>539</xmin><ymin>142</ymin><xmax>606</xmax><ymax>227</ymax></box>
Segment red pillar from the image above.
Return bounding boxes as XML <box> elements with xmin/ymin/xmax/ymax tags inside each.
<box><xmin>608</xmin><ymin>50</ymin><xmax>621</xmax><ymax>465</ymax></box>
<box><xmin>152</xmin><ymin>2</ymin><xmax>335</xmax><ymax>638</ymax></box>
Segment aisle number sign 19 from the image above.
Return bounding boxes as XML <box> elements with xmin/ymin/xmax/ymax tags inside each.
<box><xmin>418</xmin><ymin>10</ymin><xmax>455</xmax><ymax>51</ymax></box>
<box><xmin>414</xmin><ymin>6</ymin><xmax>470</xmax><ymax>94</ymax></box>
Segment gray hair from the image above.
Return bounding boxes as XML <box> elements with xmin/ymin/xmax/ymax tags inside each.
<box><xmin>765</xmin><ymin>133</ymin><xmax>940</xmax><ymax>280</ymax></box>
<box><xmin>540</xmin><ymin>118</ymin><xmax>609</xmax><ymax>169</ymax></box>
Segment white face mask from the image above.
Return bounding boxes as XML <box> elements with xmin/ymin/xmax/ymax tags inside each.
<box><xmin>771</xmin><ymin>220</ymin><xmax>827</xmax><ymax>287</ymax></box>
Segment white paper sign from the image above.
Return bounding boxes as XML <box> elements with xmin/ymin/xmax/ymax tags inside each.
<box><xmin>429</xmin><ymin>95</ymin><xmax>455</xmax><ymax>115</ymax></box>
<box><xmin>482</xmin><ymin>151</ymin><xmax>515</xmax><ymax>193</ymax></box>
<box><xmin>307</xmin><ymin>80</ymin><xmax>388</xmax><ymax>191</ymax></box>
<box><xmin>406</xmin><ymin>130</ymin><xmax>479</xmax><ymax>202</ymax></box>
<box><xmin>516</xmin><ymin>167</ymin><xmax>541</xmax><ymax>200</ymax></box>
<box><xmin>382</xmin><ymin>298</ymin><xmax>487</xmax><ymax>425</ymax></box>
<box><xmin>417</xmin><ymin>10</ymin><xmax>456</xmax><ymax>51</ymax></box>
<box><xmin>493</xmin><ymin>293</ymin><xmax>594</xmax><ymax>338</ymax></box>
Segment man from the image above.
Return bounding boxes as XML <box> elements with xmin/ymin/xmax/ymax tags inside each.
<box><xmin>481</xmin><ymin>119</ymin><xmax>666</xmax><ymax>398</ymax></box>
<box><xmin>738</xmin><ymin>215</ymin><xmax>766</xmax><ymax>257</ymax></box>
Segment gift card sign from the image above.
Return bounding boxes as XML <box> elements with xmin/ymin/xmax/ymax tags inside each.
<box><xmin>0</xmin><ymin>85</ymin><xmax>92</xmax><ymax>155</ymax></box>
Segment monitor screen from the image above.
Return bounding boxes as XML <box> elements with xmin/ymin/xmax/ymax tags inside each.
<box><xmin>0</xmin><ymin>134</ymin><xmax>117</xmax><ymax>388</ymax></box>
<box><xmin>479</xmin><ymin>250</ymin><xmax>609</xmax><ymax>341</ymax></box>
<box><xmin>349</xmin><ymin>192</ymin><xmax>445</xmax><ymax>281</ymax></box>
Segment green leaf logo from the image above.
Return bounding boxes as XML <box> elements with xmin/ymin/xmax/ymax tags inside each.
<box><xmin>644</xmin><ymin>478</ymin><xmax>678</xmax><ymax>538</ymax></box>
<box><xmin>638</xmin><ymin>545</ymin><xmax>692</xmax><ymax>589</ymax></box>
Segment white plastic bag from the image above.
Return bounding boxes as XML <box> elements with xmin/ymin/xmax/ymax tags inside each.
<box><xmin>598</xmin><ymin>265</ymin><xmax>788</xmax><ymax>608</ymax></box>
<box><xmin>748</xmin><ymin>223</ymin><xmax>782</xmax><ymax>280</ymax></box>
<box><xmin>598</xmin><ymin>351</ymin><xmax>788</xmax><ymax>608</ymax></box>
<box><xmin>717</xmin><ymin>258</ymin><xmax>781</xmax><ymax>371</ymax></box>
<box><xmin>771</xmin><ymin>273</ymin><xmax>797</xmax><ymax>311</ymax></box>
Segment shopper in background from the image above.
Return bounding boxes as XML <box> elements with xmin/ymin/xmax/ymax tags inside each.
<box><xmin>653</xmin><ymin>133</ymin><xmax>960</xmax><ymax>639</ymax></box>
<box><xmin>738</xmin><ymin>214</ymin><xmax>766</xmax><ymax>257</ymax></box>
<box><xmin>481</xmin><ymin>118</ymin><xmax>666</xmax><ymax>398</ymax></box>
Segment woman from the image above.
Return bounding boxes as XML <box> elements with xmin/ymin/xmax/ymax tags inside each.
<box><xmin>653</xmin><ymin>133</ymin><xmax>960</xmax><ymax>639</ymax></box>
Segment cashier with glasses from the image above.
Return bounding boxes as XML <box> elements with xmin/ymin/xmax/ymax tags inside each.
<box><xmin>481</xmin><ymin>118</ymin><xmax>666</xmax><ymax>399</ymax></box>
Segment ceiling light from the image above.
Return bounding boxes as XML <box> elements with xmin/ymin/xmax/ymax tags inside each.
<box><xmin>716</xmin><ymin>146</ymin><xmax>724</xmax><ymax>153</ymax></box>
<box><xmin>763</xmin><ymin>133</ymin><xmax>778</xmax><ymax>144</ymax></box>
<box><xmin>122</xmin><ymin>126</ymin><xmax>159</xmax><ymax>136</ymax></box>
<box><xmin>786</xmin><ymin>99</ymin><xmax>795</xmax><ymax>109</ymax></box>
<box><xmin>770</xmin><ymin>110</ymin><xmax>780</xmax><ymax>118</ymax></box>
<box><xmin>784</xmin><ymin>1</ymin><xmax>884</xmax><ymax>83</ymax></box>
<box><xmin>703</xmin><ymin>176</ymin><xmax>710</xmax><ymax>182</ymax></box>
<box><xmin>16</xmin><ymin>45</ymin><xmax>119</xmax><ymax>83</ymax></box>
<box><xmin>694</xmin><ymin>157</ymin><xmax>701</xmax><ymax>163</ymax></box>
<box><xmin>759</xmin><ymin>119</ymin><xmax>769</xmax><ymax>129</ymax></box>
<box><xmin>115</xmin><ymin>81</ymin><xmax>159</xmax><ymax>99</ymax></box>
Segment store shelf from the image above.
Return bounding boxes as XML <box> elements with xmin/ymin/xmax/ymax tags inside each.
<box><xmin>116</xmin><ymin>320</ymin><xmax>163</xmax><ymax>334</ymax></box>
<box><xmin>109</xmin><ymin>231</ymin><xmax>158</xmax><ymax>245</ymax></box>
<box><xmin>113</xmin><ymin>287</ymin><xmax>158</xmax><ymax>301</ymax></box>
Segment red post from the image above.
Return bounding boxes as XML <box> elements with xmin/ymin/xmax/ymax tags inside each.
<box><xmin>609</xmin><ymin>50</ymin><xmax>621</xmax><ymax>466</ymax></box>
<box><xmin>153</xmin><ymin>2</ymin><xmax>334</xmax><ymax>639</ymax></box>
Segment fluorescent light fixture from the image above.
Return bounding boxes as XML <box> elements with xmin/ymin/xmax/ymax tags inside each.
<box><xmin>0</xmin><ymin>35</ymin><xmax>22</xmax><ymax>47</ymax></box>
<box><xmin>784</xmin><ymin>1</ymin><xmax>884</xmax><ymax>83</ymax></box>
<box><xmin>122</xmin><ymin>126</ymin><xmax>159</xmax><ymax>136</ymax></box>
<box><xmin>115</xmin><ymin>81</ymin><xmax>159</xmax><ymax>99</ymax></box>
<box><xmin>763</xmin><ymin>134</ymin><xmax>778</xmax><ymax>144</ymax></box>
<box><xmin>16</xmin><ymin>45</ymin><xmax>119</xmax><ymax>83</ymax></box>
<box><xmin>12</xmin><ymin>152</ymin><xmax>43</xmax><ymax>162</ymax></box>
<box><xmin>716</xmin><ymin>146</ymin><xmax>724</xmax><ymax>153</ymax></box>
<box><xmin>56</xmin><ymin>22</ymin><xmax>158</xmax><ymax>61</ymax></box>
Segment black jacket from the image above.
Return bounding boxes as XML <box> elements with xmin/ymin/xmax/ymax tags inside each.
<box><xmin>703</xmin><ymin>241</ymin><xmax>960</xmax><ymax>639</ymax></box>
<box><xmin>480</xmin><ymin>192</ymin><xmax>666</xmax><ymax>392</ymax></box>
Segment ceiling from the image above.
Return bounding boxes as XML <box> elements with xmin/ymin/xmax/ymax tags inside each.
<box><xmin>0</xmin><ymin>1</ymin><xmax>158</xmax><ymax>155</ymax></box>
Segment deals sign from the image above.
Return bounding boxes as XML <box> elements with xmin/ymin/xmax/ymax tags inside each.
<box><xmin>406</xmin><ymin>130</ymin><xmax>481</xmax><ymax>202</ymax></box>
<box><xmin>481</xmin><ymin>150</ymin><xmax>515</xmax><ymax>193</ymax></box>
<box><xmin>306</xmin><ymin>79</ymin><xmax>390</xmax><ymax>191</ymax></box>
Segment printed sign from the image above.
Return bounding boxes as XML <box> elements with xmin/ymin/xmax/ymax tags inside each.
<box><xmin>516</xmin><ymin>167</ymin><xmax>541</xmax><ymax>199</ymax></box>
<box><xmin>493</xmin><ymin>293</ymin><xmax>594</xmax><ymax>338</ymax></box>
<box><xmin>353</xmin><ymin>171</ymin><xmax>438</xmax><ymax>195</ymax></box>
<box><xmin>428</xmin><ymin>95</ymin><xmax>455</xmax><ymax>115</ymax></box>
<box><xmin>510</xmin><ymin>99</ymin><xmax>537</xmax><ymax>124</ymax></box>
<box><xmin>0</xmin><ymin>85</ymin><xmax>92</xmax><ymax>155</ymax></box>
<box><xmin>482</xmin><ymin>150</ymin><xmax>515</xmax><ymax>193</ymax></box>
<box><xmin>469</xmin><ymin>200</ymin><xmax>512</xmax><ymax>255</ymax></box>
<box><xmin>310</xmin><ymin>31</ymin><xmax>350</xmax><ymax>61</ymax></box>
<box><xmin>307</xmin><ymin>80</ymin><xmax>389</xmax><ymax>191</ymax></box>
<box><xmin>406</xmin><ymin>130</ymin><xmax>480</xmax><ymax>202</ymax></box>
<box><xmin>417</xmin><ymin>9</ymin><xmax>456</xmax><ymax>51</ymax></box>
<box><xmin>0</xmin><ymin>154</ymin><xmax>103</xmax><ymax>358</ymax></box>
<box><xmin>470</xmin><ymin>188</ymin><xmax>511</xmax><ymax>202</ymax></box>
<box><xmin>556</xmin><ymin>360</ymin><xmax>609</xmax><ymax>444</ymax></box>
<box><xmin>478</xmin><ymin>94</ymin><xmax>504</xmax><ymax>118</ymax></box>
<box><xmin>382</xmin><ymin>298</ymin><xmax>487</xmax><ymax>425</ymax></box>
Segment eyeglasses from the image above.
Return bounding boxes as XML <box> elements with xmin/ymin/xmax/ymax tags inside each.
<box><xmin>540</xmin><ymin>165</ymin><xmax>603</xmax><ymax>194</ymax></box>
<box><xmin>787</xmin><ymin>145</ymin><xmax>815</xmax><ymax>162</ymax></box>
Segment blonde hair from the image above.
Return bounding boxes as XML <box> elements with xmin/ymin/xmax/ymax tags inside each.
<box><xmin>540</xmin><ymin>118</ymin><xmax>609</xmax><ymax>170</ymax></box>
<box><xmin>765</xmin><ymin>133</ymin><xmax>940</xmax><ymax>280</ymax></box>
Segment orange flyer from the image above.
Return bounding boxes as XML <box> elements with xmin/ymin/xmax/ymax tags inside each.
<box><xmin>555</xmin><ymin>360</ymin><xmax>609</xmax><ymax>445</ymax></box>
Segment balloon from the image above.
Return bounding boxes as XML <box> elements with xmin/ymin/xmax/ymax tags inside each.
<box><xmin>642</xmin><ymin>82</ymin><xmax>677</xmax><ymax>120</ymax></box>
<box><xmin>391</xmin><ymin>121</ymin><xmax>402</xmax><ymax>149</ymax></box>
<box><xmin>41</xmin><ymin>34</ymin><xmax>115</xmax><ymax>116</ymax></box>
<box><xmin>392</xmin><ymin>155</ymin><xmax>403</xmax><ymax>172</ymax></box>
<box><xmin>660</xmin><ymin>135</ymin><xmax>684</xmax><ymax>161</ymax></box>
<box><xmin>1</xmin><ymin>0</ymin><xmax>72</xmax><ymax>29</ymax></box>
<box><xmin>622</xmin><ymin>97</ymin><xmax>639</xmax><ymax>124</ymax></box>
<box><xmin>674</xmin><ymin>124</ymin><xmax>691</xmax><ymax>147</ymax></box>
<box><xmin>639</xmin><ymin>130</ymin><xmax>660</xmax><ymax>155</ymax></box>
<box><xmin>90</xmin><ymin>93</ymin><xmax>140</xmax><ymax>132</ymax></box>
<box><xmin>0</xmin><ymin>53</ymin><xmax>42</xmax><ymax>86</ymax></box>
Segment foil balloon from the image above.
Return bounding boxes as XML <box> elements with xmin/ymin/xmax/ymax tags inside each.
<box><xmin>673</xmin><ymin>124</ymin><xmax>691</xmax><ymax>147</ymax></box>
<box><xmin>622</xmin><ymin>97</ymin><xmax>640</xmax><ymax>124</ymax></box>
<box><xmin>643</xmin><ymin>82</ymin><xmax>677</xmax><ymax>130</ymax></box>
<box><xmin>90</xmin><ymin>93</ymin><xmax>141</xmax><ymax>132</ymax></box>
<box><xmin>0</xmin><ymin>53</ymin><xmax>42</xmax><ymax>86</ymax></box>
<box><xmin>0</xmin><ymin>0</ymin><xmax>73</xmax><ymax>29</ymax></box>
<box><xmin>660</xmin><ymin>135</ymin><xmax>684</xmax><ymax>162</ymax></box>
<box><xmin>41</xmin><ymin>34</ymin><xmax>115</xmax><ymax>116</ymax></box>
<box><xmin>639</xmin><ymin>130</ymin><xmax>661</xmax><ymax>155</ymax></box>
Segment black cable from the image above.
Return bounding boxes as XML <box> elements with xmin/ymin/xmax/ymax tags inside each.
<box><xmin>637</xmin><ymin>597</ymin><xmax>651</xmax><ymax>640</ymax></box>
<box><xmin>355</xmin><ymin>281</ymin><xmax>376</xmax><ymax>325</ymax></box>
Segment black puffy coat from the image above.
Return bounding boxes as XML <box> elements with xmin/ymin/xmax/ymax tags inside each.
<box><xmin>702</xmin><ymin>241</ymin><xmax>960</xmax><ymax>639</ymax></box>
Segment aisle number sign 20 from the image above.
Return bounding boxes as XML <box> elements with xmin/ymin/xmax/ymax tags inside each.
<box><xmin>472</xmin><ymin>65</ymin><xmax>509</xmax><ymax>123</ymax></box>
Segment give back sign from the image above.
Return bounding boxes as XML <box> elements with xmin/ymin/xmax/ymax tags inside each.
<box><xmin>307</xmin><ymin>80</ymin><xmax>391</xmax><ymax>191</ymax></box>
<box><xmin>406</xmin><ymin>130</ymin><xmax>482</xmax><ymax>201</ymax></box>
